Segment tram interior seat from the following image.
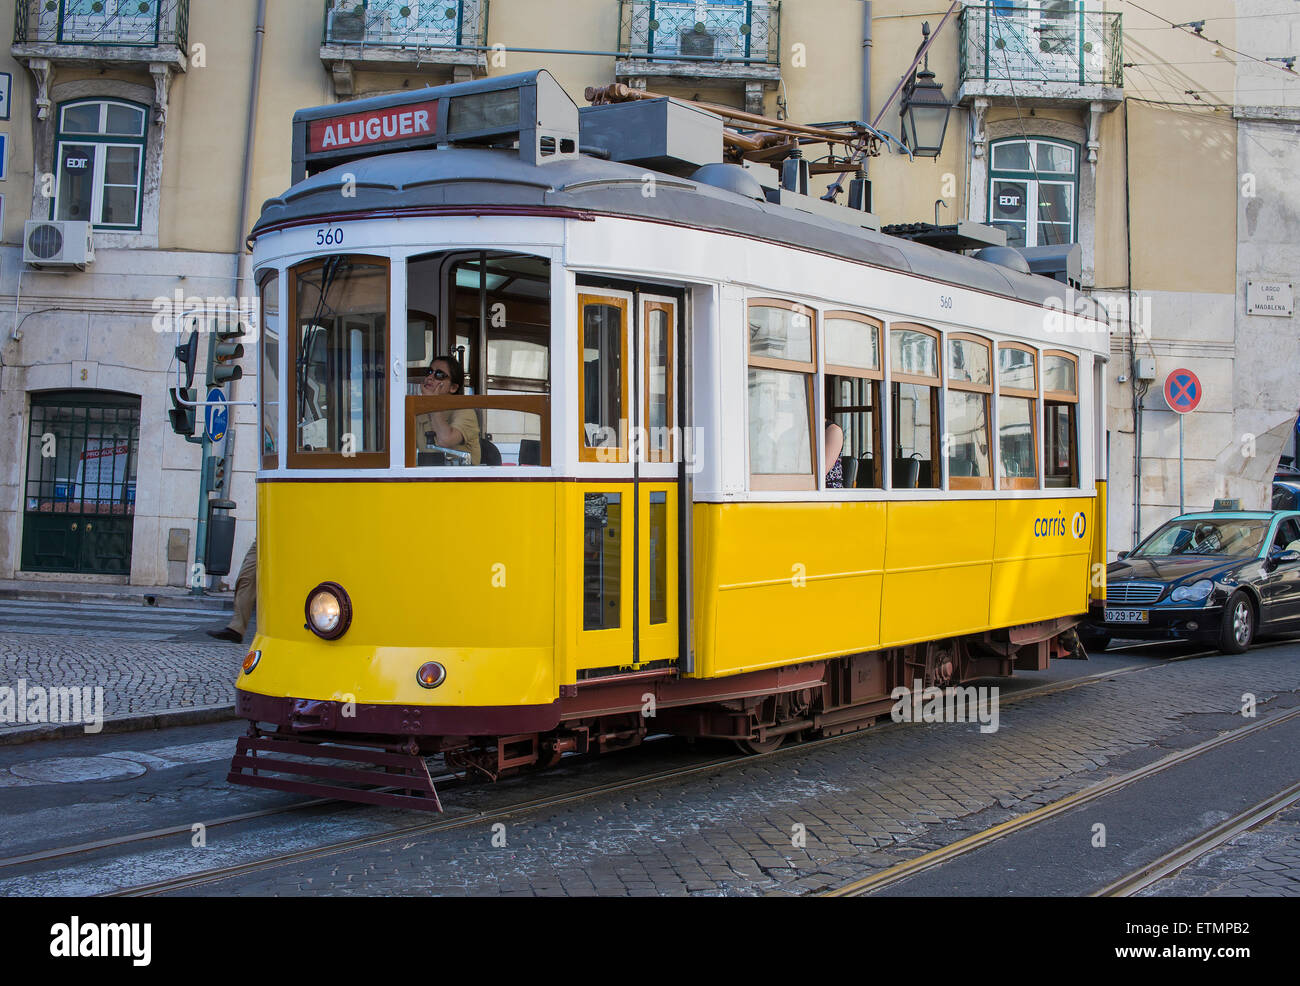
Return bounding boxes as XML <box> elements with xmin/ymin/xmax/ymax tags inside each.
<box><xmin>519</xmin><ymin>439</ymin><xmax>541</xmax><ymax>465</ymax></box>
<box><xmin>479</xmin><ymin>438</ymin><xmax>502</xmax><ymax>466</ymax></box>
<box><xmin>892</xmin><ymin>458</ymin><xmax>920</xmax><ymax>489</ymax></box>
<box><xmin>839</xmin><ymin>456</ymin><xmax>858</xmax><ymax>488</ymax></box>
<box><xmin>855</xmin><ymin>456</ymin><xmax>876</xmax><ymax>489</ymax></box>
<box><xmin>950</xmin><ymin>458</ymin><xmax>976</xmax><ymax>477</ymax></box>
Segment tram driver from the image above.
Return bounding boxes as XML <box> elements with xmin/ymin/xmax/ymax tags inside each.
<box><xmin>415</xmin><ymin>355</ymin><xmax>482</xmax><ymax>465</ymax></box>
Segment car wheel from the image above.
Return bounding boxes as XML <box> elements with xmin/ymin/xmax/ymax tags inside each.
<box><xmin>1218</xmin><ymin>592</ymin><xmax>1255</xmax><ymax>654</ymax></box>
<box><xmin>1080</xmin><ymin>634</ymin><xmax>1110</xmax><ymax>653</ymax></box>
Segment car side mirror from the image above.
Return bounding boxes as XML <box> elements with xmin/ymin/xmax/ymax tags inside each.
<box><xmin>1116</xmin><ymin>551</ymin><xmax>1129</xmax><ymax>560</ymax></box>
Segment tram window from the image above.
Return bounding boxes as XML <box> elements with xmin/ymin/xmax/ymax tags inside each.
<box><xmin>1044</xmin><ymin>351</ymin><xmax>1079</xmax><ymax>489</ymax></box>
<box><xmin>259</xmin><ymin>270</ymin><xmax>280</xmax><ymax>469</ymax></box>
<box><xmin>999</xmin><ymin>344</ymin><xmax>1039</xmax><ymax>490</ymax></box>
<box><xmin>824</xmin><ymin>311</ymin><xmax>883</xmax><ymax>490</ymax></box>
<box><xmin>579</xmin><ymin>296</ymin><xmax>627</xmax><ymax>462</ymax></box>
<box><xmin>748</xmin><ymin>300</ymin><xmax>816</xmax><ymax>491</ymax></box>
<box><xmin>403</xmin><ymin>251</ymin><xmax>552</xmax><ymax>467</ymax></box>
<box><xmin>583</xmin><ymin>493</ymin><xmax>622</xmax><ymax>630</ymax></box>
<box><xmin>645</xmin><ymin>302</ymin><xmax>674</xmax><ymax>462</ymax></box>
<box><xmin>946</xmin><ymin>336</ymin><xmax>993</xmax><ymax>490</ymax></box>
<box><xmin>289</xmin><ymin>256</ymin><xmax>388</xmax><ymax>468</ymax></box>
<box><xmin>649</xmin><ymin>491</ymin><xmax>668</xmax><ymax>625</ymax></box>
<box><xmin>889</xmin><ymin>324</ymin><xmax>941</xmax><ymax>490</ymax></box>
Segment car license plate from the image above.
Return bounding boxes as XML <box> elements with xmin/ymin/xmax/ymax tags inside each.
<box><xmin>1104</xmin><ymin>608</ymin><xmax>1149</xmax><ymax>623</ymax></box>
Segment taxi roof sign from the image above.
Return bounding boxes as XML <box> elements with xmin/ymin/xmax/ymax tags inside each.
<box><xmin>292</xmin><ymin>70</ymin><xmax>579</xmax><ymax>182</ymax></box>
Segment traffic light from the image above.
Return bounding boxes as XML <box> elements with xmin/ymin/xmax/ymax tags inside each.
<box><xmin>168</xmin><ymin>387</ymin><xmax>197</xmax><ymax>437</ymax></box>
<box><xmin>210</xmin><ymin>320</ymin><xmax>246</xmax><ymax>386</ymax></box>
<box><xmin>175</xmin><ymin>329</ymin><xmax>198</xmax><ymax>388</ymax></box>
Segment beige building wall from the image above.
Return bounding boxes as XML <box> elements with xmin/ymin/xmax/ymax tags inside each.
<box><xmin>1</xmin><ymin>0</ymin><xmax>1296</xmax><ymax>579</ymax></box>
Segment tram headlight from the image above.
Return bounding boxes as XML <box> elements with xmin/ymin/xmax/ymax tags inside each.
<box><xmin>305</xmin><ymin>582</ymin><xmax>352</xmax><ymax>640</ymax></box>
<box><xmin>1170</xmin><ymin>579</ymin><xmax>1214</xmax><ymax>604</ymax></box>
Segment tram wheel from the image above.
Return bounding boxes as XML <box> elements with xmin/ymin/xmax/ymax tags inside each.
<box><xmin>734</xmin><ymin>733</ymin><xmax>785</xmax><ymax>755</ymax></box>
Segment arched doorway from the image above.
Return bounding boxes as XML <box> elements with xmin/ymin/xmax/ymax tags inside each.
<box><xmin>21</xmin><ymin>390</ymin><xmax>140</xmax><ymax>575</ymax></box>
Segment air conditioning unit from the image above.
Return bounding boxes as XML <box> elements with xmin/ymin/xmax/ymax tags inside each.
<box><xmin>23</xmin><ymin>221</ymin><xmax>94</xmax><ymax>269</ymax></box>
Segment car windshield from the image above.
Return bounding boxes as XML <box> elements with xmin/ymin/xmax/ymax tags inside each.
<box><xmin>1133</xmin><ymin>518</ymin><xmax>1270</xmax><ymax>559</ymax></box>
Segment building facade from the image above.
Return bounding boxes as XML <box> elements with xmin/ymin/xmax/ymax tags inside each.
<box><xmin>0</xmin><ymin>0</ymin><xmax>1296</xmax><ymax>586</ymax></box>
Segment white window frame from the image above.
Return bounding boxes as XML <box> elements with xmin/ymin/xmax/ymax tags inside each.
<box><xmin>53</xmin><ymin>99</ymin><xmax>147</xmax><ymax>231</ymax></box>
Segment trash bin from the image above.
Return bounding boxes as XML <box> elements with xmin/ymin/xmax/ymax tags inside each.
<box><xmin>206</xmin><ymin>499</ymin><xmax>236</xmax><ymax>577</ymax></box>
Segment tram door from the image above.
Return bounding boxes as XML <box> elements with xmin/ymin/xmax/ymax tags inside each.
<box><xmin>575</xmin><ymin>290</ymin><xmax>681</xmax><ymax>675</ymax></box>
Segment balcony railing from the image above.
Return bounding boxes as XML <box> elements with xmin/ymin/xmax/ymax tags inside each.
<box><xmin>14</xmin><ymin>0</ymin><xmax>188</xmax><ymax>49</ymax></box>
<box><xmin>959</xmin><ymin>3</ymin><xmax>1122</xmax><ymax>89</ymax></box>
<box><xmin>618</xmin><ymin>0</ymin><xmax>780</xmax><ymax>66</ymax></box>
<box><xmin>322</xmin><ymin>0</ymin><xmax>488</xmax><ymax>50</ymax></box>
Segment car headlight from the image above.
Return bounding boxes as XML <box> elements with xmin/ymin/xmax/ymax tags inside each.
<box><xmin>1170</xmin><ymin>579</ymin><xmax>1214</xmax><ymax>603</ymax></box>
<box><xmin>305</xmin><ymin>581</ymin><xmax>352</xmax><ymax>640</ymax></box>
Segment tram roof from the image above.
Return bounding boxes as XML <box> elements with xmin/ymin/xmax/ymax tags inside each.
<box><xmin>251</xmin><ymin>146</ymin><xmax>1106</xmax><ymax>322</ymax></box>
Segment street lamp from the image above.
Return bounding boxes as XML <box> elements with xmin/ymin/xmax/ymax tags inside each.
<box><xmin>899</xmin><ymin>23</ymin><xmax>953</xmax><ymax>159</ymax></box>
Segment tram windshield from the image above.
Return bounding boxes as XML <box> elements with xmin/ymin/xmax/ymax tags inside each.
<box><xmin>405</xmin><ymin>251</ymin><xmax>551</xmax><ymax>467</ymax></box>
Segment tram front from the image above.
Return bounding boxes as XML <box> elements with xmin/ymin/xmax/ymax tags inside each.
<box><xmin>231</xmin><ymin>73</ymin><xmax>584</xmax><ymax>807</ymax></box>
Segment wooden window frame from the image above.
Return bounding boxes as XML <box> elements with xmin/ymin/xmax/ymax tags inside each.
<box><xmin>643</xmin><ymin>299</ymin><xmax>675</xmax><ymax>463</ymax></box>
<box><xmin>1042</xmin><ymin>349</ymin><xmax>1079</xmax><ymax>403</ymax></box>
<box><xmin>998</xmin><ymin>342</ymin><xmax>1039</xmax><ymax>491</ymax></box>
<box><xmin>824</xmin><ymin>310</ymin><xmax>883</xmax><ymax>490</ymax></box>
<box><xmin>946</xmin><ymin>333</ymin><xmax>993</xmax><ymax>491</ymax></box>
<box><xmin>889</xmin><ymin>322</ymin><xmax>941</xmax><ymax>386</ymax></box>
<box><xmin>259</xmin><ymin>269</ymin><xmax>280</xmax><ymax>471</ymax></box>
<box><xmin>889</xmin><ymin>323</ymin><xmax>941</xmax><ymax>489</ymax></box>
<box><xmin>286</xmin><ymin>255</ymin><xmax>391</xmax><ymax>470</ymax></box>
<box><xmin>747</xmin><ymin>298</ymin><xmax>817</xmax><ymax>492</ymax></box>
<box><xmin>578</xmin><ymin>293</ymin><xmax>629</xmax><ymax>464</ymax></box>
<box><xmin>404</xmin><ymin>394</ymin><xmax>551</xmax><ymax>468</ymax></box>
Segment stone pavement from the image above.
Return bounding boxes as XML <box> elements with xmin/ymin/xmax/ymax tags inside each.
<box><xmin>0</xmin><ymin>582</ymin><xmax>246</xmax><ymax>741</ymax></box>
<box><xmin>175</xmin><ymin>647</ymin><xmax>1300</xmax><ymax>897</ymax></box>
<box><xmin>1142</xmin><ymin>804</ymin><xmax>1300</xmax><ymax>897</ymax></box>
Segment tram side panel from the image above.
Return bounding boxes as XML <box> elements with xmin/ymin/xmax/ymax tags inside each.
<box><xmin>250</xmin><ymin>481</ymin><xmax>559</xmax><ymax>710</ymax></box>
<box><xmin>691</xmin><ymin>493</ymin><xmax>1102</xmax><ymax>681</ymax></box>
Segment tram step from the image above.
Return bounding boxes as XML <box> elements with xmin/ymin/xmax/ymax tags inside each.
<box><xmin>226</xmin><ymin>734</ymin><xmax>443</xmax><ymax>812</ymax></box>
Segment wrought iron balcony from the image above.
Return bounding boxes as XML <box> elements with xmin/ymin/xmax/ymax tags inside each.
<box><xmin>321</xmin><ymin>0</ymin><xmax>489</xmax><ymax>94</ymax></box>
<box><xmin>13</xmin><ymin>0</ymin><xmax>188</xmax><ymax>62</ymax></box>
<box><xmin>617</xmin><ymin>0</ymin><xmax>781</xmax><ymax>71</ymax></box>
<box><xmin>958</xmin><ymin>3</ymin><xmax>1122</xmax><ymax>100</ymax></box>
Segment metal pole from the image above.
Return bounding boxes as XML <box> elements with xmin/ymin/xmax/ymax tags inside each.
<box><xmin>1179</xmin><ymin>413</ymin><xmax>1185</xmax><ymax>515</ymax></box>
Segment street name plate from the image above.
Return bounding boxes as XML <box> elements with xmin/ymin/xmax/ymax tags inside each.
<box><xmin>1246</xmin><ymin>280</ymin><xmax>1294</xmax><ymax>317</ymax></box>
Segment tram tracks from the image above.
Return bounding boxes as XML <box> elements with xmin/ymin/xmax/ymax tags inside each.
<box><xmin>1093</xmin><ymin>779</ymin><xmax>1300</xmax><ymax>897</ymax></box>
<box><xmin>822</xmin><ymin>702</ymin><xmax>1300</xmax><ymax>897</ymax></box>
<box><xmin>0</xmin><ymin>645</ymin><xmax>1237</xmax><ymax>895</ymax></box>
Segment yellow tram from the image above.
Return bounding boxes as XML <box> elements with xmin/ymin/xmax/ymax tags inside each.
<box><xmin>229</xmin><ymin>71</ymin><xmax>1109</xmax><ymax>809</ymax></box>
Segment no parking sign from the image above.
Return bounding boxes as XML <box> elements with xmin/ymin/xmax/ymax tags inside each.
<box><xmin>1164</xmin><ymin>368</ymin><xmax>1202</xmax><ymax>414</ymax></box>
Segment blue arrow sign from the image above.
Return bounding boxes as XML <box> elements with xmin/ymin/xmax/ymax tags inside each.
<box><xmin>205</xmin><ymin>388</ymin><xmax>228</xmax><ymax>441</ymax></box>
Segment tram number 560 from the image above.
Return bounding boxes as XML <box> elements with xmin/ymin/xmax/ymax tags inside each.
<box><xmin>939</xmin><ymin>295</ymin><xmax>954</xmax><ymax>310</ymax></box>
<box><xmin>316</xmin><ymin>226</ymin><xmax>344</xmax><ymax>246</ymax></box>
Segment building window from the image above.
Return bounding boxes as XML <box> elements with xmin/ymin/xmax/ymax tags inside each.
<box><xmin>54</xmin><ymin>99</ymin><xmax>148</xmax><ymax>230</ymax></box>
<box><xmin>946</xmin><ymin>334</ymin><xmax>994</xmax><ymax>490</ymax></box>
<box><xmin>1043</xmin><ymin>351</ymin><xmax>1079</xmax><ymax>488</ymax></box>
<box><xmin>747</xmin><ymin>299</ymin><xmax>817</xmax><ymax>491</ymax></box>
<box><xmin>824</xmin><ymin>310</ymin><xmax>883</xmax><ymax>490</ymax></box>
<box><xmin>999</xmin><ymin>343</ymin><xmax>1039</xmax><ymax>489</ymax></box>
<box><xmin>988</xmin><ymin>137</ymin><xmax>1078</xmax><ymax>248</ymax></box>
<box><xmin>890</xmin><ymin>324</ymin><xmax>941</xmax><ymax>489</ymax></box>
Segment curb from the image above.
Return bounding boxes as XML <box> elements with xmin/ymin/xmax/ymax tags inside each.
<box><xmin>0</xmin><ymin>703</ymin><xmax>239</xmax><ymax>746</ymax></box>
<box><xmin>0</xmin><ymin>587</ymin><xmax>234</xmax><ymax>612</ymax></box>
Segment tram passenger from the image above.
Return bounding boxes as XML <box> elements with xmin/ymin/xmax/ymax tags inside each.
<box><xmin>825</xmin><ymin>420</ymin><xmax>845</xmax><ymax>489</ymax></box>
<box><xmin>416</xmin><ymin>355</ymin><xmax>481</xmax><ymax>465</ymax></box>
